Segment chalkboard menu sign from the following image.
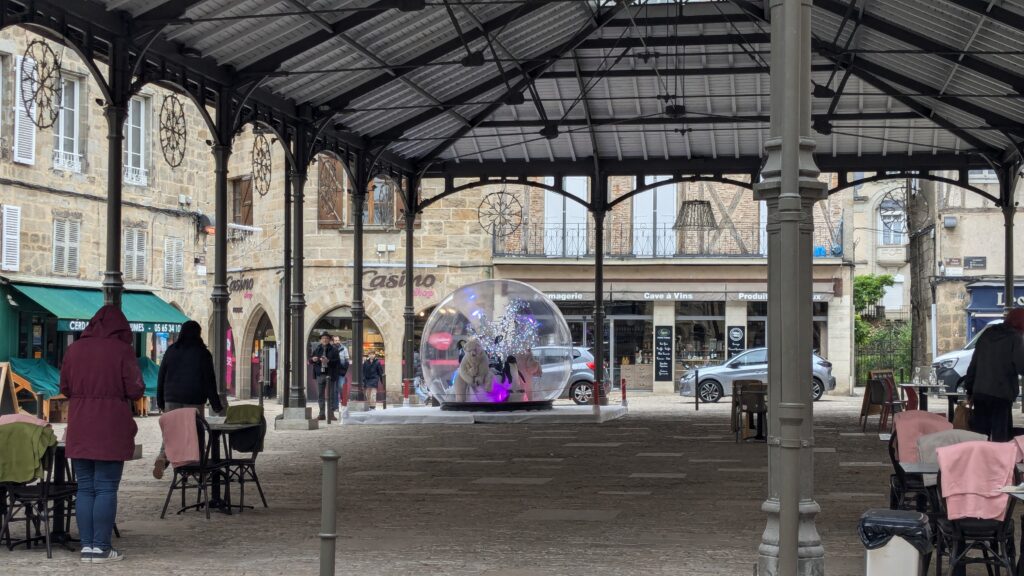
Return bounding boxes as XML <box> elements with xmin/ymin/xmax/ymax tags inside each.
<box><xmin>727</xmin><ymin>325</ymin><xmax>746</xmax><ymax>357</ymax></box>
<box><xmin>654</xmin><ymin>326</ymin><xmax>673</xmax><ymax>381</ymax></box>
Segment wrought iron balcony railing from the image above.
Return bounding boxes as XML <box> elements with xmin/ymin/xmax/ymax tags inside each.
<box><xmin>493</xmin><ymin>223</ymin><xmax>842</xmax><ymax>259</ymax></box>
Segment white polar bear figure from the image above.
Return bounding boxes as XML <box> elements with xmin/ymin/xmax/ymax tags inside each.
<box><xmin>453</xmin><ymin>338</ymin><xmax>490</xmax><ymax>402</ymax></box>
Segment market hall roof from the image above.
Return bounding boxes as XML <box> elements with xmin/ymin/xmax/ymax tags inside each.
<box><xmin>83</xmin><ymin>0</ymin><xmax>1024</xmax><ymax>174</ymax></box>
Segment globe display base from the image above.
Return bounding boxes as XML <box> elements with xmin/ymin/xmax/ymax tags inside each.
<box><xmin>441</xmin><ymin>400</ymin><xmax>554</xmax><ymax>412</ymax></box>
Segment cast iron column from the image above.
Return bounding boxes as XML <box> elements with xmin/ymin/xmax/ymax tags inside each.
<box><xmin>402</xmin><ymin>175</ymin><xmax>419</xmax><ymax>400</ymax></box>
<box><xmin>278</xmin><ymin>126</ymin><xmax>316</xmax><ymax>429</ymax></box>
<box><xmin>591</xmin><ymin>174</ymin><xmax>608</xmax><ymax>411</ymax></box>
<box><xmin>753</xmin><ymin>0</ymin><xmax>825</xmax><ymax>574</ymax></box>
<box><xmin>101</xmin><ymin>39</ymin><xmax>129</xmax><ymax>307</ymax></box>
<box><xmin>1001</xmin><ymin>165</ymin><xmax>1018</xmax><ymax>309</ymax></box>
<box><xmin>350</xmin><ymin>153</ymin><xmax>368</xmax><ymax>403</ymax></box>
<box><xmin>211</xmin><ymin>143</ymin><xmax>232</xmax><ymax>405</ymax></box>
<box><xmin>102</xmin><ymin>104</ymin><xmax>127</xmax><ymax>307</ymax></box>
<box><xmin>282</xmin><ymin>167</ymin><xmax>292</xmax><ymax>408</ymax></box>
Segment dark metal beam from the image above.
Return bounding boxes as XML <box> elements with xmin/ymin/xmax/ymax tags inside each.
<box><xmin>475</xmin><ymin>111</ymin><xmax>921</xmax><ymax>128</ymax></box>
<box><xmin>817</xmin><ymin>53</ymin><xmax>1003</xmax><ymax>155</ymax></box>
<box><xmin>544</xmin><ymin>63</ymin><xmax>836</xmax><ymax>78</ymax></box>
<box><xmin>942</xmin><ymin>0</ymin><xmax>1024</xmax><ymax>34</ymax></box>
<box><xmin>235</xmin><ymin>0</ymin><xmax>394</xmax><ymax>76</ymax></box>
<box><xmin>815</xmin><ymin>40</ymin><xmax>1024</xmax><ymax>136</ymax></box>
<box><xmin>423</xmin><ymin>152</ymin><xmax>989</xmax><ymax>178</ymax></box>
<box><xmin>320</xmin><ymin>3</ymin><xmax>548</xmax><ymax>110</ymax></box>
<box><xmin>815</xmin><ymin>0</ymin><xmax>1024</xmax><ymax>93</ymax></box>
<box><xmin>136</xmin><ymin>0</ymin><xmax>208</xmax><ymax>22</ymax></box>
<box><xmin>578</xmin><ymin>32</ymin><xmax>771</xmax><ymax>50</ymax></box>
<box><xmin>417</xmin><ymin>2</ymin><xmax>631</xmax><ymax>163</ymax></box>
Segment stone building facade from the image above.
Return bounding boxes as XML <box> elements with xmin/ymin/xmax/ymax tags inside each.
<box><xmin>850</xmin><ymin>170</ymin><xmax>1023</xmax><ymax>357</ymax></box>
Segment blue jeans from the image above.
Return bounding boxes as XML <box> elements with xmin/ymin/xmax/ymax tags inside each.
<box><xmin>73</xmin><ymin>459</ymin><xmax>124</xmax><ymax>550</ymax></box>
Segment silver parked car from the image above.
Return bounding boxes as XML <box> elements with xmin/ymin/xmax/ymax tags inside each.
<box><xmin>533</xmin><ymin>346</ymin><xmax>608</xmax><ymax>405</ymax></box>
<box><xmin>678</xmin><ymin>347</ymin><xmax>836</xmax><ymax>403</ymax></box>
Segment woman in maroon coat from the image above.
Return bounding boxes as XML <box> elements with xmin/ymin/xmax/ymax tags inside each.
<box><xmin>60</xmin><ymin>305</ymin><xmax>144</xmax><ymax>563</ymax></box>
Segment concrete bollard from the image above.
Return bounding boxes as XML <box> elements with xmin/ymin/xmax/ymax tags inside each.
<box><xmin>694</xmin><ymin>369</ymin><xmax>700</xmax><ymax>411</ymax></box>
<box><xmin>319</xmin><ymin>449</ymin><xmax>340</xmax><ymax>576</ymax></box>
<box><xmin>403</xmin><ymin>378</ymin><xmax>411</xmax><ymax>407</ymax></box>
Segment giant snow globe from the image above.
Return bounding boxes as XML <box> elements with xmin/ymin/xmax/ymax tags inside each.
<box><xmin>420</xmin><ymin>279</ymin><xmax>573</xmax><ymax>410</ymax></box>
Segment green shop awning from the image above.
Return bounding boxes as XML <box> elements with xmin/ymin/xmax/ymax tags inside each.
<box><xmin>10</xmin><ymin>284</ymin><xmax>189</xmax><ymax>333</ymax></box>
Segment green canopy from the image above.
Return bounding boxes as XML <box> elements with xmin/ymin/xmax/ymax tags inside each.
<box><xmin>10</xmin><ymin>284</ymin><xmax>189</xmax><ymax>333</ymax></box>
<box><xmin>9</xmin><ymin>358</ymin><xmax>61</xmax><ymax>399</ymax></box>
<box><xmin>137</xmin><ymin>357</ymin><xmax>159</xmax><ymax>398</ymax></box>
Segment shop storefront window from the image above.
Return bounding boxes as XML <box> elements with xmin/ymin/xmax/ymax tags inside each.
<box><xmin>675</xmin><ymin>301</ymin><xmax>725</xmax><ymax>370</ymax></box>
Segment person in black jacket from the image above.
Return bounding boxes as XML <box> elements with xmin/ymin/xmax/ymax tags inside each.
<box><xmin>965</xmin><ymin>308</ymin><xmax>1024</xmax><ymax>441</ymax></box>
<box><xmin>153</xmin><ymin>320</ymin><xmax>224</xmax><ymax>478</ymax></box>
<box><xmin>310</xmin><ymin>332</ymin><xmax>340</xmax><ymax>420</ymax></box>
<box><xmin>362</xmin><ymin>349</ymin><xmax>384</xmax><ymax>410</ymax></box>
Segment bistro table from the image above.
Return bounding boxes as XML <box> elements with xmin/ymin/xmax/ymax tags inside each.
<box><xmin>897</xmin><ymin>382</ymin><xmax>946</xmax><ymax>411</ymax></box>
<box><xmin>205</xmin><ymin>417</ymin><xmax>260</xmax><ymax>513</ymax></box>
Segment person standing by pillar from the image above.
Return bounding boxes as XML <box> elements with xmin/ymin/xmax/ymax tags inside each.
<box><xmin>332</xmin><ymin>336</ymin><xmax>351</xmax><ymax>410</ymax></box>
<box><xmin>362</xmin><ymin>349</ymin><xmax>384</xmax><ymax>410</ymax></box>
<box><xmin>965</xmin><ymin>308</ymin><xmax>1024</xmax><ymax>441</ymax></box>
<box><xmin>310</xmin><ymin>332</ymin><xmax>340</xmax><ymax>421</ymax></box>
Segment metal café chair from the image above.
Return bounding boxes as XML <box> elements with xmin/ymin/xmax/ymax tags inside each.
<box><xmin>2</xmin><ymin>445</ymin><xmax>76</xmax><ymax>558</ymax></box>
<box><xmin>160</xmin><ymin>411</ymin><xmax>232</xmax><ymax>520</ymax></box>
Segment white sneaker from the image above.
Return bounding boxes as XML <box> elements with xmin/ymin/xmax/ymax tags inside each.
<box><xmin>80</xmin><ymin>547</ymin><xmax>99</xmax><ymax>563</ymax></box>
<box><xmin>91</xmin><ymin>548</ymin><xmax>125</xmax><ymax>563</ymax></box>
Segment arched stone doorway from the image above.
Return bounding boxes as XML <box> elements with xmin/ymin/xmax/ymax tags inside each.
<box><xmin>248</xmin><ymin>312</ymin><xmax>277</xmax><ymax>400</ymax></box>
<box><xmin>307</xmin><ymin>306</ymin><xmax>386</xmax><ymax>403</ymax></box>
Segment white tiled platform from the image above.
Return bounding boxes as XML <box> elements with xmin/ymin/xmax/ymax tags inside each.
<box><xmin>341</xmin><ymin>404</ymin><xmax>628</xmax><ymax>425</ymax></box>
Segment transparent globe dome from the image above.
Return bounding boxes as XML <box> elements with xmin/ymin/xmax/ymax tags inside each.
<box><xmin>420</xmin><ymin>279</ymin><xmax>573</xmax><ymax>409</ymax></box>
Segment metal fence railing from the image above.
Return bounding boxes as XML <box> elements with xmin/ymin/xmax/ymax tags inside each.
<box><xmin>494</xmin><ymin>223</ymin><xmax>842</xmax><ymax>259</ymax></box>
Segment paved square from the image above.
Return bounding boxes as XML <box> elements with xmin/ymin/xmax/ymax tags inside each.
<box><xmin>3</xmin><ymin>394</ymin><xmax>960</xmax><ymax>576</ymax></box>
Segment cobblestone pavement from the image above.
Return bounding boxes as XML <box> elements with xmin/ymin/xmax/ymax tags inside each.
<box><xmin>3</xmin><ymin>393</ymin><xmax>996</xmax><ymax>575</ymax></box>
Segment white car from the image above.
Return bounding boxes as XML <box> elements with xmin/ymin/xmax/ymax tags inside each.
<box><xmin>932</xmin><ymin>320</ymin><xmax>1002</xmax><ymax>389</ymax></box>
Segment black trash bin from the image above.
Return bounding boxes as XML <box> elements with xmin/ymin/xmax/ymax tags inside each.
<box><xmin>859</xmin><ymin>509</ymin><xmax>933</xmax><ymax>575</ymax></box>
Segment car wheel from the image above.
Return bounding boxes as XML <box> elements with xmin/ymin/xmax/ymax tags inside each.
<box><xmin>698</xmin><ymin>380</ymin><xmax>723</xmax><ymax>403</ymax></box>
<box><xmin>811</xmin><ymin>378</ymin><xmax>824</xmax><ymax>402</ymax></box>
<box><xmin>571</xmin><ymin>382</ymin><xmax>593</xmax><ymax>405</ymax></box>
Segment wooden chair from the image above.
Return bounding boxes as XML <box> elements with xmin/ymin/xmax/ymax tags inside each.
<box><xmin>731</xmin><ymin>380</ymin><xmax>763</xmax><ymax>434</ymax></box>
<box><xmin>735</xmin><ymin>382</ymin><xmax>767</xmax><ymax>442</ymax></box>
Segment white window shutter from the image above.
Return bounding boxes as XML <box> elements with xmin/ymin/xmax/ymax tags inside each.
<box><xmin>163</xmin><ymin>237</ymin><xmax>173</xmax><ymax>287</ymax></box>
<box><xmin>13</xmin><ymin>56</ymin><xmax>37</xmax><ymax>165</ymax></box>
<box><xmin>165</xmin><ymin>237</ymin><xmax>184</xmax><ymax>289</ymax></box>
<box><xmin>123</xmin><ymin>228</ymin><xmax>134</xmax><ymax>280</ymax></box>
<box><xmin>67</xmin><ymin>220</ymin><xmax>80</xmax><ymax>276</ymax></box>
<box><xmin>1</xmin><ymin>205</ymin><xmax>20</xmax><ymax>272</ymax></box>
<box><xmin>135</xmin><ymin>231</ymin><xmax>147</xmax><ymax>282</ymax></box>
<box><xmin>52</xmin><ymin>218</ymin><xmax>66</xmax><ymax>275</ymax></box>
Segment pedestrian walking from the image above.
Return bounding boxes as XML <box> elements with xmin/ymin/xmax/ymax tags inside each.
<box><xmin>965</xmin><ymin>308</ymin><xmax>1024</xmax><ymax>441</ymax></box>
<box><xmin>362</xmin><ymin>349</ymin><xmax>384</xmax><ymax>410</ymax></box>
<box><xmin>59</xmin><ymin>305</ymin><xmax>144</xmax><ymax>563</ymax></box>
<box><xmin>311</xmin><ymin>332</ymin><xmax>340</xmax><ymax>420</ymax></box>
<box><xmin>152</xmin><ymin>320</ymin><xmax>225</xmax><ymax>478</ymax></box>
<box><xmin>332</xmin><ymin>335</ymin><xmax>351</xmax><ymax>408</ymax></box>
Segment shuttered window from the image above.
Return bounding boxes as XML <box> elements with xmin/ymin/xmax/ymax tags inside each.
<box><xmin>1</xmin><ymin>205</ymin><xmax>21</xmax><ymax>272</ymax></box>
<box><xmin>51</xmin><ymin>218</ymin><xmax>80</xmax><ymax>276</ymax></box>
<box><xmin>13</xmin><ymin>56</ymin><xmax>37</xmax><ymax>165</ymax></box>
<box><xmin>52</xmin><ymin>77</ymin><xmax>81</xmax><ymax>172</ymax></box>
<box><xmin>123</xmin><ymin>228</ymin><xmax>147</xmax><ymax>283</ymax></box>
<box><xmin>231</xmin><ymin>178</ymin><xmax>253</xmax><ymax>226</ymax></box>
<box><xmin>317</xmin><ymin>156</ymin><xmax>346</xmax><ymax>228</ymax></box>
<box><xmin>163</xmin><ymin>236</ymin><xmax>184</xmax><ymax>289</ymax></box>
<box><xmin>123</xmin><ymin>97</ymin><xmax>147</xmax><ymax>185</ymax></box>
